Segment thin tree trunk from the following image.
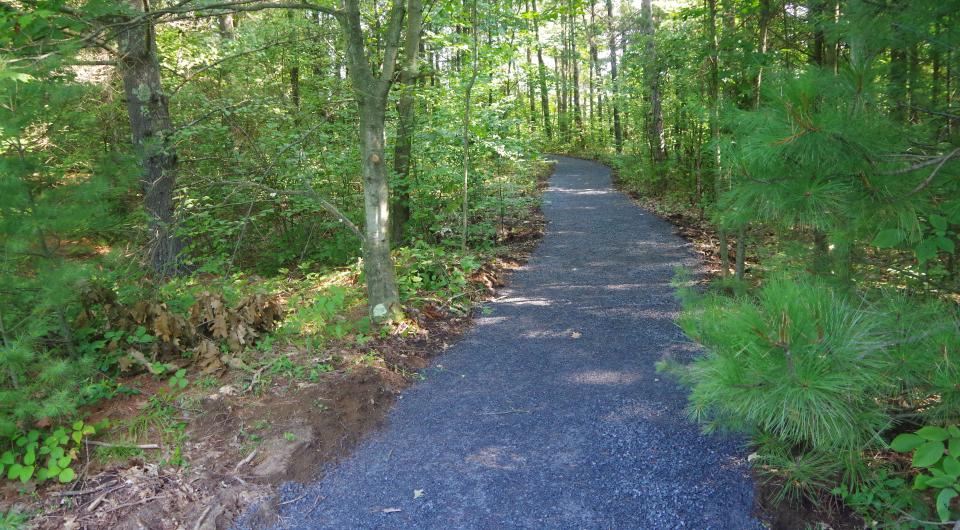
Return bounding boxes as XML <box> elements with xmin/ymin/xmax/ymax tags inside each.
<box><xmin>462</xmin><ymin>0</ymin><xmax>479</xmax><ymax>251</ymax></box>
<box><xmin>391</xmin><ymin>0</ymin><xmax>423</xmax><ymax>242</ymax></box>
<box><xmin>571</xmin><ymin>2</ymin><xmax>582</xmax><ymax>142</ymax></box>
<box><xmin>606</xmin><ymin>0</ymin><xmax>622</xmax><ymax>153</ymax></box>
<box><xmin>707</xmin><ymin>0</ymin><xmax>729</xmax><ymax>277</ymax></box>
<box><xmin>117</xmin><ymin>0</ymin><xmax>183</xmax><ymax>277</ymax></box>
<box><xmin>641</xmin><ymin>0</ymin><xmax>666</xmax><ymax>164</ymax></box>
<box><xmin>532</xmin><ymin>0</ymin><xmax>552</xmax><ymax>139</ymax></box>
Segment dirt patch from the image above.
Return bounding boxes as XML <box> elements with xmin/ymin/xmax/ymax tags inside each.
<box><xmin>753</xmin><ymin>481</ymin><xmax>864</xmax><ymax>530</ymax></box>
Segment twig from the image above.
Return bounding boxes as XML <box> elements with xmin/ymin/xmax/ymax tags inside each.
<box><xmin>907</xmin><ymin>148</ymin><xmax>960</xmax><ymax>196</ymax></box>
<box><xmin>221</xmin><ymin>180</ymin><xmax>364</xmax><ymax>242</ymax></box>
<box><xmin>85</xmin><ymin>484</ymin><xmax>128</xmax><ymax>512</ymax></box>
<box><xmin>103</xmin><ymin>494</ymin><xmax>171</xmax><ymax>514</ymax></box>
<box><xmin>193</xmin><ymin>505</ymin><xmax>214</xmax><ymax>530</ymax></box>
<box><xmin>476</xmin><ymin>408</ymin><xmax>531</xmax><ymax>415</ymax></box>
<box><xmin>52</xmin><ymin>479</ymin><xmax>118</xmax><ymax>497</ymax></box>
<box><xmin>86</xmin><ymin>440</ymin><xmax>161</xmax><ymax>449</ymax></box>
<box><xmin>279</xmin><ymin>492</ymin><xmax>309</xmax><ymax>506</ymax></box>
<box><xmin>233</xmin><ymin>448</ymin><xmax>258</xmax><ymax>472</ymax></box>
<box><xmin>246</xmin><ymin>361</ymin><xmax>275</xmax><ymax>392</ymax></box>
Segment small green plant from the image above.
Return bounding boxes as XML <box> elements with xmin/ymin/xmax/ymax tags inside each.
<box><xmin>0</xmin><ymin>507</ymin><xmax>30</xmax><ymax>530</ymax></box>
<box><xmin>283</xmin><ymin>432</ymin><xmax>297</xmax><ymax>442</ymax></box>
<box><xmin>832</xmin><ymin>468</ymin><xmax>925</xmax><ymax>527</ymax></box>
<box><xmin>167</xmin><ymin>368</ymin><xmax>189</xmax><ymax>390</ymax></box>
<box><xmin>307</xmin><ymin>362</ymin><xmax>334</xmax><ymax>382</ymax></box>
<box><xmin>891</xmin><ymin>426</ymin><xmax>960</xmax><ymax>522</ymax></box>
<box><xmin>0</xmin><ymin>421</ymin><xmax>99</xmax><ymax>485</ymax></box>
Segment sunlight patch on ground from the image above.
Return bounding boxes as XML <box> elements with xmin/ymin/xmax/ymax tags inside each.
<box><xmin>551</xmin><ymin>187</ymin><xmax>612</xmax><ymax>196</ymax></box>
<box><xmin>465</xmin><ymin>446</ymin><xmax>527</xmax><ymax>470</ymax></box>
<box><xmin>566</xmin><ymin>370</ymin><xmax>641</xmax><ymax>385</ymax></box>
<box><xmin>496</xmin><ymin>296</ymin><xmax>552</xmax><ymax>307</ymax></box>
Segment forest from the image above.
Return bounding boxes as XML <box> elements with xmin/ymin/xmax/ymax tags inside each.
<box><xmin>1</xmin><ymin>0</ymin><xmax>959</xmax><ymax>527</ymax></box>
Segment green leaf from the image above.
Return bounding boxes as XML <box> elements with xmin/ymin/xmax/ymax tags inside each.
<box><xmin>72</xmin><ymin>421</ymin><xmax>83</xmax><ymax>431</ymax></box>
<box><xmin>18</xmin><ymin>465</ymin><xmax>34</xmax><ymax>483</ymax></box>
<box><xmin>0</xmin><ymin>452</ymin><xmax>14</xmax><ymax>465</ymax></box>
<box><xmin>918</xmin><ymin>426</ymin><xmax>951</xmax><ymax>442</ymax></box>
<box><xmin>56</xmin><ymin>456</ymin><xmax>71</xmax><ymax>469</ymax></box>
<box><xmin>891</xmin><ymin>433</ymin><xmax>925</xmax><ymax>452</ymax></box>
<box><xmin>72</xmin><ymin>431</ymin><xmax>82</xmax><ymax>444</ymax></box>
<box><xmin>58</xmin><ymin>468</ymin><xmax>76</xmax><ymax>483</ymax></box>
<box><xmin>930</xmin><ymin>214</ymin><xmax>948</xmax><ymax>232</ymax></box>
<box><xmin>872</xmin><ymin>228</ymin><xmax>904</xmax><ymax>248</ymax></box>
<box><xmin>936</xmin><ymin>488</ymin><xmax>957</xmax><ymax>523</ymax></box>
<box><xmin>914</xmin><ymin>441</ymin><xmax>946</xmax><ymax>468</ymax></box>
<box><xmin>950</xmin><ymin>437</ymin><xmax>960</xmax><ymax>457</ymax></box>
<box><xmin>916</xmin><ymin>238</ymin><xmax>939</xmax><ymax>263</ymax></box>
<box><xmin>927</xmin><ymin>476</ymin><xmax>956</xmax><ymax>488</ymax></box>
<box><xmin>949</xmin><ymin>426</ymin><xmax>960</xmax><ymax>438</ymax></box>
<box><xmin>23</xmin><ymin>450</ymin><xmax>35</xmax><ymax>466</ymax></box>
<box><xmin>36</xmin><ymin>468</ymin><xmax>48</xmax><ymax>481</ymax></box>
<box><xmin>944</xmin><ymin>456</ymin><xmax>960</xmax><ymax>477</ymax></box>
<box><xmin>938</xmin><ymin>237</ymin><xmax>956</xmax><ymax>253</ymax></box>
<box><xmin>27</xmin><ymin>430</ymin><xmax>40</xmax><ymax>442</ymax></box>
<box><xmin>82</xmin><ymin>426</ymin><xmax>95</xmax><ymax>435</ymax></box>
<box><xmin>7</xmin><ymin>464</ymin><xmax>20</xmax><ymax>480</ymax></box>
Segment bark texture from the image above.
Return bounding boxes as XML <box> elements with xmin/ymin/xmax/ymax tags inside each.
<box><xmin>118</xmin><ymin>0</ymin><xmax>183</xmax><ymax>277</ymax></box>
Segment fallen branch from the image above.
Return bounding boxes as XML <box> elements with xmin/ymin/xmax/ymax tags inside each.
<box><xmin>233</xmin><ymin>448</ymin><xmax>258</xmax><ymax>473</ymax></box>
<box><xmin>52</xmin><ymin>479</ymin><xmax>118</xmax><ymax>497</ymax></box>
<box><xmin>193</xmin><ymin>505</ymin><xmax>214</xmax><ymax>530</ymax></box>
<box><xmin>103</xmin><ymin>494</ymin><xmax>171</xmax><ymax>514</ymax></box>
<box><xmin>86</xmin><ymin>440</ymin><xmax>161</xmax><ymax>449</ymax></box>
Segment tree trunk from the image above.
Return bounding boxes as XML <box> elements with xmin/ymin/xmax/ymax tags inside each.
<box><xmin>641</xmin><ymin>0</ymin><xmax>666</xmax><ymax>164</ymax></box>
<box><xmin>218</xmin><ymin>14</ymin><xmax>236</xmax><ymax>40</ymax></box>
<box><xmin>391</xmin><ymin>0</ymin><xmax>423</xmax><ymax>243</ymax></box>
<box><xmin>571</xmin><ymin>3</ymin><xmax>582</xmax><ymax>142</ymax></box>
<box><xmin>532</xmin><ymin>0</ymin><xmax>552</xmax><ymax>139</ymax></box>
<box><xmin>339</xmin><ymin>0</ymin><xmax>404</xmax><ymax>321</ymax></box>
<box><xmin>462</xmin><ymin>0</ymin><xmax>479</xmax><ymax>251</ymax></box>
<box><xmin>706</xmin><ymin>0</ymin><xmax>729</xmax><ymax>277</ymax></box>
<box><xmin>606</xmin><ymin>0</ymin><xmax>622</xmax><ymax>153</ymax></box>
<box><xmin>117</xmin><ymin>0</ymin><xmax>183</xmax><ymax>277</ymax></box>
<box><xmin>290</xmin><ymin>66</ymin><xmax>300</xmax><ymax>110</ymax></box>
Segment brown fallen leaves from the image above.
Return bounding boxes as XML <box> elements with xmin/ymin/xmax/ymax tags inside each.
<box><xmin>77</xmin><ymin>286</ymin><xmax>284</xmax><ymax>376</ymax></box>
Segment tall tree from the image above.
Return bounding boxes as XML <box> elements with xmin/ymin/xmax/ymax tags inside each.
<box><xmin>336</xmin><ymin>0</ymin><xmax>406</xmax><ymax>320</ymax></box>
<box><xmin>391</xmin><ymin>0</ymin><xmax>424</xmax><ymax>242</ymax></box>
<box><xmin>531</xmin><ymin>0</ymin><xmax>552</xmax><ymax>139</ymax></box>
<box><xmin>641</xmin><ymin>0</ymin><xmax>666</xmax><ymax>164</ymax></box>
<box><xmin>606</xmin><ymin>0</ymin><xmax>622</xmax><ymax>153</ymax></box>
<box><xmin>117</xmin><ymin>0</ymin><xmax>184</xmax><ymax>277</ymax></box>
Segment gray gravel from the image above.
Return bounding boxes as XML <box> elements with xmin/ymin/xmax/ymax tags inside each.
<box><xmin>241</xmin><ymin>156</ymin><xmax>760</xmax><ymax>529</ymax></box>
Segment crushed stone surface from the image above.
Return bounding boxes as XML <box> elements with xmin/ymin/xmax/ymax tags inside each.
<box><xmin>237</xmin><ymin>156</ymin><xmax>760</xmax><ymax>529</ymax></box>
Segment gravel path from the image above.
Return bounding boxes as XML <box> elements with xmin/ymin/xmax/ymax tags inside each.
<box><xmin>247</xmin><ymin>156</ymin><xmax>760</xmax><ymax>529</ymax></box>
